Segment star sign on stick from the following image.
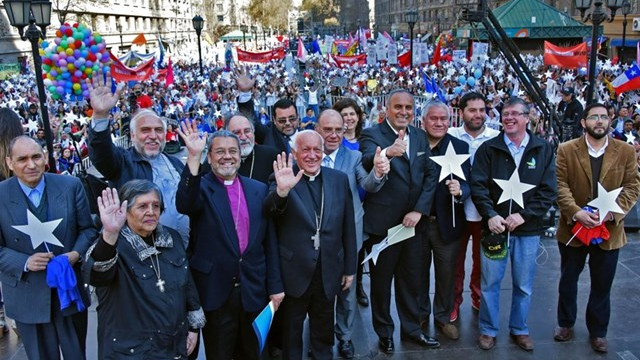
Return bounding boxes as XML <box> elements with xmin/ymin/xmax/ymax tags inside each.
<box><xmin>12</xmin><ymin>210</ymin><xmax>64</xmax><ymax>250</ymax></box>
<box><xmin>429</xmin><ymin>142</ymin><xmax>470</xmax><ymax>182</ymax></box>
<box><xmin>588</xmin><ymin>183</ymin><xmax>624</xmax><ymax>224</ymax></box>
<box><xmin>493</xmin><ymin>169</ymin><xmax>536</xmax><ymax>208</ymax></box>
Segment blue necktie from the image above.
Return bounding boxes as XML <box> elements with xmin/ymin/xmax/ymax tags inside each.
<box><xmin>322</xmin><ymin>156</ymin><xmax>333</xmax><ymax>169</ymax></box>
<box><xmin>29</xmin><ymin>189</ymin><xmax>41</xmax><ymax>207</ymax></box>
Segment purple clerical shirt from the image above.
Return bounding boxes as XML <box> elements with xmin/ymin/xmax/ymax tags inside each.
<box><xmin>221</xmin><ymin>177</ymin><xmax>250</xmax><ymax>254</ymax></box>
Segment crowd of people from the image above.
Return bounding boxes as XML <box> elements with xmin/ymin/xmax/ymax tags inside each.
<box><xmin>1</xmin><ymin>42</ymin><xmax>640</xmax><ymax>360</ymax></box>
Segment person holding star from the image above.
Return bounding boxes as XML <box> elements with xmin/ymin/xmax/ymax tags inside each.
<box><xmin>418</xmin><ymin>100</ymin><xmax>471</xmax><ymax>341</ymax></box>
<box><xmin>0</xmin><ymin>135</ymin><xmax>97</xmax><ymax>359</ymax></box>
<box><xmin>471</xmin><ymin>97</ymin><xmax>557</xmax><ymax>352</ymax></box>
<box><xmin>554</xmin><ymin>102</ymin><xmax>640</xmax><ymax>353</ymax></box>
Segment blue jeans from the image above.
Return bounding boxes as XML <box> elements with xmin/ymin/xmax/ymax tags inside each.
<box><xmin>479</xmin><ymin>235</ymin><xmax>539</xmax><ymax>337</ymax></box>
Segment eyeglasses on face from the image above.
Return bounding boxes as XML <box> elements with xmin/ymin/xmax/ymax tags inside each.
<box><xmin>585</xmin><ymin>114</ymin><xmax>610</xmax><ymax>122</ymax></box>
<box><xmin>502</xmin><ymin>111</ymin><xmax>527</xmax><ymax>118</ymax></box>
<box><xmin>275</xmin><ymin>117</ymin><xmax>297</xmax><ymax>125</ymax></box>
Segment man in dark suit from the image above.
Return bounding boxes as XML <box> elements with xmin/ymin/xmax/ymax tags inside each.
<box><xmin>315</xmin><ymin>109</ymin><xmax>389</xmax><ymax>358</ymax></box>
<box><xmin>418</xmin><ymin>101</ymin><xmax>471</xmax><ymax>341</ymax></box>
<box><xmin>360</xmin><ymin>89</ymin><xmax>439</xmax><ymax>353</ymax></box>
<box><xmin>0</xmin><ymin>136</ymin><xmax>97</xmax><ymax>359</ymax></box>
<box><xmin>265</xmin><ymin>130</ymin><xmax>357</xmax><ymax>360</ymax></box>
<box><xmin>236</xmin><ymin>71</ymin><xmax>298</xmax><ymax>154</ymax></box>
<box><xmin>176</xmin><ymin>123</ymin><xmax>284</xmax><ymax>359</ymax></box>
<box><xmin>554</xmin><ymin>103</ymin><xmax>640</xmax><ymax>353</ymax></box>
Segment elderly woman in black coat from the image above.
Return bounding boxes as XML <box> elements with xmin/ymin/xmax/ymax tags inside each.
<box><xmin>83</xmin><ymin>180</ymin><xmax>205</xmax><ymax>359</ymax></box>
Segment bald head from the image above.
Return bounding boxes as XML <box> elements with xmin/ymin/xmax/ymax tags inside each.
<box><xmin>316</xmin><ymin>109</ymin><xmax>344</xmax><ymax>154</ymax></box>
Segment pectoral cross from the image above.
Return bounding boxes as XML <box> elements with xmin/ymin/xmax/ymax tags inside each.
<box><xmin>312</xmin><ymin>231</ymin><xmax>320</xmax><ymax>250</ymax></box>
<box><xmin>156</xmin><ymin>278</ymin><xmax>165</xmax><ymax>293</ymax></box>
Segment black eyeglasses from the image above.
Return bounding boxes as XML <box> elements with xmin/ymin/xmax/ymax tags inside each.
<box><xmin>275</xmin><ymin>116</ymin><xmax>297</xmax><ymax>125</ymax></box>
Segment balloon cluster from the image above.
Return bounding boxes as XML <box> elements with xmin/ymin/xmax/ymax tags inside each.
<box><xmin>40</xmin><ymin>23</ymin><xmax>110</xmax><ymax>101</ymax></box>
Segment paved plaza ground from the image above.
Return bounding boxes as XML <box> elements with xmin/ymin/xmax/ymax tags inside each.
<box><xmin>2</xmin><ymin>232</ymin><xmax>640</xmax><ymax>359</ymax></box>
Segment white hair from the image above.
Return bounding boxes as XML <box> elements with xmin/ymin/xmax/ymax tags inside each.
<box><xmin>290</xmin><ymin>130</ymin><xmax>324</xmax><ymax>151</ymax></box>
<box><xmin>129</xmin><ymin>109</ymin><xmax>167</xmax><ymax>135</ymax></box>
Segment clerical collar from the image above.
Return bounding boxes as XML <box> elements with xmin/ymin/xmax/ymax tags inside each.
<box><xmin>304</xmin><ymin>169</ymin><xmax>321</xmax><ymax>182</ymax></box>
<box><xmin>216</xmin><ymin>175</ymin><xmax>238</xmax><ymax>186</ymax></box>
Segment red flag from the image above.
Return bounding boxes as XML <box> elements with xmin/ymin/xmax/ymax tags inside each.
<box><xmin>131</xmin><ymin>33</ymin><xmax>147</xmax><ymax>45</ymax></box>
<box><xmin>236</xmin><ymin>47</ymin><xmax>286</xmax><ymax>63</ymax></box>
<box><xmin>165</xmin><ymin>57</ymin><xmax>174</xmax><ymax>86</ymax></box>
<box><xmin>431</xmin><ymin>37</ymin><xmax>442</xmax><ymax>66</ymax></box>
<box><xmin>297</xmin><ymin>37</ymin><xmax>307</xmax><ymax>62</ymax></box>
<box><xmin>109</xmin><ymin>52</ymin><xmax>155</xmax><ymax>82</ymax></box>
<box><xmin>398</xmin><ymin>51</ymin><xmax>411</xmax><ymax>67</ymax></box>
<box><xmin>543</xmin><ymin>41</ymin><xmax>587</xmax><ymax>69</ymax></box>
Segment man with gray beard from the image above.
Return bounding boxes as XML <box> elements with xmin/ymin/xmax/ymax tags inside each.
<box><xmin>225</xmin><ymin>115</ymin><xmax>279</xmax><ymax>184</ymax></box>
<box><xmin>87</xmin><ymin>73</ymin><xmax>189</xmax><ymax>244</ymax></box>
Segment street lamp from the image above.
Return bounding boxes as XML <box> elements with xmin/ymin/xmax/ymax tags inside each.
<box><xmin>192</xmin><ymin>15</ymin><xmax>204</xmax><ymax>76</ymax></box>
<box><xmin>576</xmin><ymin>0</ymin><xmax>623</xmax><ymax>104</ymax></box>
<box><xmin>251</xmin><ymin>25</ymin><xmax>257</xmax><ymax>49</ymax></box>
<box><xmin>406</xmin><ymin>9</ymin><xmax>418</xmax><ymax>68</ymax></box>
<box><xmin>3</xmin><ymin>0</ymin><xmax>56</xmax><ymax>172</ymax></box>
<box><xmin>116</xmin><ymin>22</ymin><xmax>123</xmax><ymax>48</ymax></box>
<box><xmin>621</xmin><ymin>0</ymin><xmax>631</xmax><ymax>63</ymax></box>
<box><xmin>240</xmin><ymin>24</ymin><xmax>248</xmax><ymax>50</ymax></box>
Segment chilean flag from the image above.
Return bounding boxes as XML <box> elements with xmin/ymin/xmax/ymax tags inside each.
<box><xmin>612</xmin><ymin>63</ymin><xmax>640</xmax><ymax>95</ymax></box>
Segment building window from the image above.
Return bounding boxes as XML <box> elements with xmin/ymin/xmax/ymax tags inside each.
<box><xmin>217</xmin><ymin>15</ymin><xmax>224</xmax><ymax>22</ymax></box>
<box><xmin>217</xmin><ymin>3</ymin><xmax>223</xmax><ymax>11</ymax></box>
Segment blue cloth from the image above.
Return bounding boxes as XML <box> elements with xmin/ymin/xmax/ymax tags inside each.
<box><xmin>18</xmin><ymin>177</ymin><xmax>45</xmax><ymax>207</ymax></box>
<box><xmin>479</xmin><ymin>235</ymin><xmax>539</xmax><ymax>337</ymax></box>
<box><xmin>46</xmin><ymin>255</ymin><xmax>85</xmax><ymax>312</ymax></box>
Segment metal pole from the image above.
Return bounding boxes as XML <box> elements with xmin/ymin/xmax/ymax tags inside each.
<box><xmin>409</xmin><ymin>24</ymin><xmax>415</xmax><ymax>68</ymax></box>
<box><xmin>621</xmin><ymin>14</ymin><xmax>628</xmax><ymax>63</ymax></box>
<box><xmin>586</xmin><ymin>3</ymin><xmax>602</xmax><ymax>105</ymax></box>
<box><xmin>242</xmin><ymin>30</ymin><xmax>246</xmax><ymax>50</ymax></box>
<box><xmin>197</xmin><ymin>33</ymin><xmax>203</xmax><ymax>75</ymax></box>
<box><xmin>27</xmin><ymin>22</ymin><xmax>56</xmax><ymax>172</ymax></box>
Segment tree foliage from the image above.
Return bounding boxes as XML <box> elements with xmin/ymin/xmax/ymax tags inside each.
<box><xmin>247</xmin><ymin>0</ymin><xmax>292</xmax><ymax>31</ymax></box>
<box><xmin>300</xmin><ymin>0</ymin><xmax>340</xmax><ymax>20</ymax></box>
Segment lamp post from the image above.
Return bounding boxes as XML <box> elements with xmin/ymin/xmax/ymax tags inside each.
<box><xmin>262</xmin><ymin>26</ymin><xmax>267</xmax><ymax>48</ymax></box>
<box><xmin>621</xmin><ymin>0</ymin><xmax>631</xmax><ymax>63</ymax></box>
<box><xmin>240</xmin><ymin>24</ymin><xmax>248</xmax><ymax>50</ymax></box>
<box><xmin>406</xmin><ymin>9</ymin><xmax>418</xmax><ymax>68</ymax></box>
<box><xmin>192</xmin><ymin>15</ymin><xmax>204</xmax><ymax>76</ymax></box>
<box><xmin>576</xmin><ymin>0</ymin><xmax>623</xmax><ymax>104</ymax></box>
<box><xmin>251</xmin><ymin>25</ymin><xmax>257</xmax><ymax>49</ymax></box>
<box><xmin>116</xmin><ymin>22</ymin><xmax>123</xmax><ymax>48</ymax></box>
<box><xmin>3</xmin><ymin>0</ymin><xmax>56</xmax><ymax>173</ymax></box>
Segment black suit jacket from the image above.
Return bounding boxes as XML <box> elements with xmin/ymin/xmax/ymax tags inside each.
<box><xmin>429</xmin><ymin>134</ymin><xmax>472</xmax><ymax>241</ymax></box>
<box><xmin>360</xmin><ymin>121</ymin><xmax>438</xmax><ymax>237</ymax></box>
<box><xmin>264</xmin><ymin>167</ymin><xmax>357</xmax><ymax>299</ymax></box>
<box><xmin>176</xmin><ymin>170</ymin><xmax>283</xmax><ymax>312</ymax></box>
<box><xmin>239</xmin><ymin>98</ymin><xmax>291</xmax><ymax>154</ymax></box>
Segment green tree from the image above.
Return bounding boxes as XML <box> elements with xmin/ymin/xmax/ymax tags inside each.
<box><xmin>300</xmin><ymin>0</ymin><xmax>340</xmax><ymax>22</ymax></box>
<box><xmin>247</xmin><ymin>0</ymin><xmax>292</xmax><ymax>31</ymax></box>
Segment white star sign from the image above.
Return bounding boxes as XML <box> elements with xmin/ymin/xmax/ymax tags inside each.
<box><xmin>430</xmin><ymin>142</ymin><xmax>470</xmax><ymax>182</ymax></box>
<box><xmin>12</xmin><ymin>210</ymin><xmax>64</xmax><ymax>250</ymax></box>
<box><xmin>493</xmin><ymin>169</ymin><xmax>536</xmax><ymax>208</ymax></box>
<box><xmin>625</xmin><ymin>133</ymin><xmax>636</xmax><ymax>144</ymax></box>
<box><xmin>588</xmin><ymin>182</ymin><xmax>624</xmax><ymax>224</ymax></box>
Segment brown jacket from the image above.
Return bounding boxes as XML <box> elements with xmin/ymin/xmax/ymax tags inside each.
<box><xmin>556</xmin><ymin>136</ymin><xmax>640</xmax><ymax>250</ymax></box>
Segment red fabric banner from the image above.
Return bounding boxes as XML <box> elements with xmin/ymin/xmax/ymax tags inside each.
<box><xmin>398</xmin><ymin>51</ymin><xmax>411</xmax><ymax>68</ymax></box>
<box><xmin>109</xmin><ymin>52</ymin><xmax>155</xmax><ymax>82</ymax></box>
<box><xmin>543</xmin><ymin>41</ymin><xmax>587</xmax><ymax>69</ymax></box>
<box><xmin>331</xmin><ymin>54</ymin><xmax>367</xmax><ymax>67</ymax></box>
<box><xmin>236</xmin><ymin>47</ymin><xmax>286</xmax><ymax>63</ymax></box>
